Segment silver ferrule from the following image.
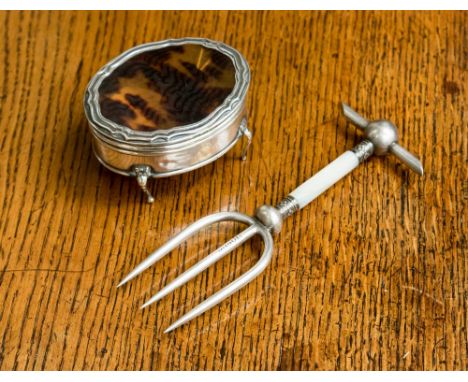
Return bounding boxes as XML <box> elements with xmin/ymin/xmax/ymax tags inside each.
<box><xmin>275</xmin><ymin>195</ymin><xmax>300</xmax><ymax>219</ymax></box>
<box><xmin>351</xmin><ymin>139</ymin><xmax>374</xmax><ymax>163</ymax></box>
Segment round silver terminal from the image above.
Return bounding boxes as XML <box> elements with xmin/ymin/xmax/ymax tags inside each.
<box><xmin>365</xmin><ymin>120</ymin><xmax>398</xmax><ymax>155</ymax></box>
<box><xmin>255</xmin><ymin>205</ymin><xmax>283</xmax><ymax>234</ymax></box>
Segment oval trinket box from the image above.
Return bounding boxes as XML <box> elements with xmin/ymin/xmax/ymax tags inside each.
<box><xmin>84</xmin><ymin>38</ymin><xmax>251</xmax><ymax>202</ymax></box>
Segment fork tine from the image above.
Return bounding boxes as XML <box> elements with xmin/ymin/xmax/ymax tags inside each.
<box><xmin>117</xmin><ymin>212</ymin><xmax>256</xmax><ymax>287</ymax></box>
<box><xmin>164</xmin><ymin>226</ymin><xmax>274</xmax><ymax>333</ymax></box>
<box><xmin>141</xmin><ymin>225</ymin><xmax>258</xmax><ymax>309</ymax></box>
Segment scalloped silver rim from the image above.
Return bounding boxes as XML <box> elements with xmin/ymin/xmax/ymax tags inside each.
<box><xmin>84</xmin><ymin>37</ymin><xmax>250</xmax><ymax>148</ymax></box>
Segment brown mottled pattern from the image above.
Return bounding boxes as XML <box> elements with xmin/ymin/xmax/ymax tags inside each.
<box><xmin>98</xmin><ymin>44</ymin><xmax>236</xmax><ymax>131</ymax></box>
<box><xmin>0</xmin><ymin>11</ymin><xmax>467</xmax><ymax>371</ymax></box>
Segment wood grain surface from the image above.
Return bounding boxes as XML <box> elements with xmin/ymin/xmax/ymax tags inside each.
<box><xmin>0</xmin><ymin>10</ymin><xmax>466</xmax><ymax>371</ymax></box>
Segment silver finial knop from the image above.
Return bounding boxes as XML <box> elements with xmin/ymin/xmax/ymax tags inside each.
<box><xmin>341</xmin><ymin>103</ymin><xmax>424</xmax><ymax>176</ymax></box>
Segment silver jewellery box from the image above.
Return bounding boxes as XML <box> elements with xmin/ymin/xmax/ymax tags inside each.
<box><xmin>84</xmin><ymin>38</ymin><xmax>251</xmax><ymax>202</ymax></box>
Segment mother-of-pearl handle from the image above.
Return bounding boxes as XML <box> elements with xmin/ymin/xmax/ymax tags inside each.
<box><xmin>289</xmin><ymin>151</ymin><xmax>360</xmax><ymax>209</ymax></box>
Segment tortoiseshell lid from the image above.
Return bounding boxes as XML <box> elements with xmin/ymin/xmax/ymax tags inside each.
<box><xmin>98</xmin><ymin>44</ymin><xmax>236</xmax><ymax>131</ymax></box>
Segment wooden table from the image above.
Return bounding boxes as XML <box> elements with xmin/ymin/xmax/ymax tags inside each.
<box><xmin>0</xmin><ymin>10</ymin><xmax>466</xmax><ymax>371</ymax></box>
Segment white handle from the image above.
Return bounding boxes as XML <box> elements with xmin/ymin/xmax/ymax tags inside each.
<box><xmin>289</xmin><ymin>150</ymin><xmax>360</xmax><ymax>209</ymax></box>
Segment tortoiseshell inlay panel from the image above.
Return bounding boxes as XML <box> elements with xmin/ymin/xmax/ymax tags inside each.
<box><xmin>98</xmin><ymin>44</ymin><xmax>236</xmax><ymax>131</ymax></box>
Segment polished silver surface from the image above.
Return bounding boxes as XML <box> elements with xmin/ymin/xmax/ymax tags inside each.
<box><xmin>117</xmin><ymin>211</ymin><xmax>274</xmax><ymax>333</ymax></box>
<box><xmin>84</xmin><ymin>38</ymin><xmax>251</xmax><ymax>199</ymax></box>
<box><xmin>341</xmin><ymin>103</ymin><xmax>369</xmax><ymax>129</ymax></box>
<box><xmin>85</xmin><ymin>38</ymin><xmax>250</xmax><ymax>146</ymax></box>
<box><xmin>140</xmin><ymin>224</ymin><xmax>259</xmax><ymax>309</ymax></box>
<box><xmin>239</xmin><ymin>117</ymin><xmax>252</xmax><ymax>160</ymax></box>
<box><xmin>254</xmin><ymin>205</ymin><xmax>283</xmax><ymax>234</ymax></box>
<box><xmin>365</xmin><ymin>120</ymin><xmax>399</xmax><ymax>155</ymax></box>
<box><xmin>134</xmin><ymin>165</ymin><xmax>155</xmax><ymax>203</ymax></box>
<box><xmin>389</xmin><ymin>142</ymin><xmax>424</xmax><ymax>176</ymax></box>
<box><xmin>342</xmin><ymin>103</ymin><xmax>424</xmax><ymax>175</ymax></box>
<box><xmin>116</xmin><ymin>212</ymin><xmax>260</xmax><ymax>288</ymax></box>
<box><xmin>118</xmin><ymin>102</ymin><xmax>424</xmax><ymax>333</ymax></box>
<box><xmin>163</xmin><ymin>225</ymin><xmax>273</xmax><ymax>333</ymax></box>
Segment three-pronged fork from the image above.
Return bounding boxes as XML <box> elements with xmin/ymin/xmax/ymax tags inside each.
<box><xmin>117</xmin><ymin>103</ymin><xmax>424</xmax><ymax>333</ymax></box>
